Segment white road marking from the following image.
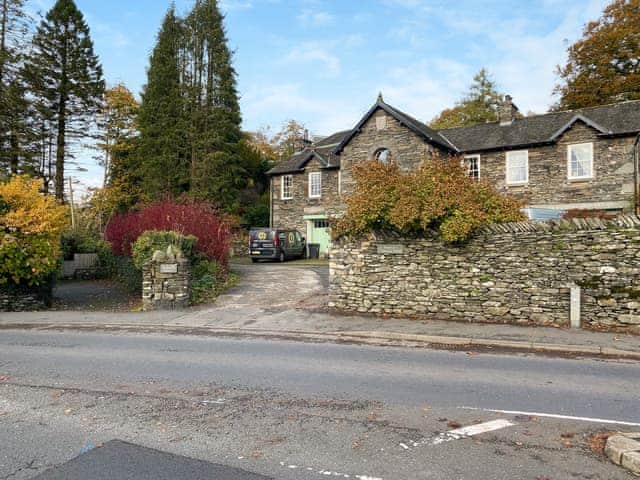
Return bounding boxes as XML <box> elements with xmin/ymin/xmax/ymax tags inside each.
<box><xmin>460</xmin><ymin>407</ymin><xmax>640</xmax><ymax>427</ymax></box>
<box><xmin>400</xmin><ymin>419</ymin><xmax>515</xmax><ymax>450</ymax></box>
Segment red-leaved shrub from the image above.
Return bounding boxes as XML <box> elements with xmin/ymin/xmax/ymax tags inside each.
<box><xmin>105</xmin><ymin>199</ymin><xmax>232</xmax><ymax>266</ymax></box>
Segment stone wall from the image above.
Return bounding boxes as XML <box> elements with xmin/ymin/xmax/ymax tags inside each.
<box><xmin>467</xmin><ymin>122</ymin><xmax>636</xmax><ymax>211</ymax></box>
<box><xmin>330</xmin><ymin>216</ymin><xmax>640</xmax><ymax>333</ymax></box>
<box><xmin>0</xmin><ymin>281</ymin><xmax>53</xmax><ymax>312</ymax></box>
<box><xmin>271</xmin><ymin>155</ymin><xmax>343</xmax><ymax>232</ymax></box>
<box><xmin>142</xmin><ymin>249</ymin><xmax>191</xmax><ymax>311</ymax></box>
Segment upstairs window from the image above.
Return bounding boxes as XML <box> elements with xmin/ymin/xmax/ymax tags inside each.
<box><xmin>374</xmin><ymin>148</ymin><xmax>391</xmax><ymax>164</ymax></box>
<box><xmin>309</xmin><ymin>172</ymin><xmax>322</xmax><ymax>198</ymax></box>
<box><xmin>506</xmin><ymin>150</ymin><xmax>529</xmax><ymax>185</ymax></box>
<box><xmin>463</xmin><ymin>155</ymin><xmax>480</xmax><ymax>180</ymax></box>
<box><xmin>281</xmin><ymin>175</ymin><xmax>293</xmax><ymax>200</ymax></box>
<box><xmin>567</xmin><ymin>143</ymin><xmax>593</xmax><ymax>180</ymax></box>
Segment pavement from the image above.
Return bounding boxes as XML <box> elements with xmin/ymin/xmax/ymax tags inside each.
<box><xmin>1</xmin><ymin>262</ymin><xmax>639</xmax><ymax>360</ymax></box>
<box><xmin>1</xmin><ymin>329</ymin><xmax>639</xmax><ymax>479</ymax></box>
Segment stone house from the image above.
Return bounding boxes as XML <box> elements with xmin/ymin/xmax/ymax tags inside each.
<box><xmin>267</xmin><ymin>94</ymin><xmax>640</xmax><ymax>256</ymax></box>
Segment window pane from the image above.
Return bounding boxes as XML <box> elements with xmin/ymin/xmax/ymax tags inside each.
<box><xmin>569</xmin><ymin>144</ymin><xmax>592</xmax><ymax>178</ymax></box>
<box><xmin>507</xmin><ymin>152</ymin><xmax>527</xmax><ymax>183</ymax></box>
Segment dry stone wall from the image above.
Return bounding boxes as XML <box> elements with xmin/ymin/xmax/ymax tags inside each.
<box><xmin>329</xmin><ymin>216</ymin><xmax>640</xmax><ymax>333</ymax></box>
<box><xmin>0</xmin><ymin>282</ymin><xmax>53</xmax><ymax>312</ymax></box>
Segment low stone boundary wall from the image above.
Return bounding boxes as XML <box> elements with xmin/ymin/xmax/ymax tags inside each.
<box><xmin>0</xmin><ymin>281</ymin><xmax>53</xmax><ymax>312</ymax></box>
<box><xmin>329</xmin><ymin>215</ymin><xmax>640</xmax><ymax>333</ymax></box>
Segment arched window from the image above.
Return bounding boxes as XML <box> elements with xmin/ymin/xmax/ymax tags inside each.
<box><xmin>374</xmin><ymin>148</ymin><xmax>391</xmax><ymax>164</ymax></box>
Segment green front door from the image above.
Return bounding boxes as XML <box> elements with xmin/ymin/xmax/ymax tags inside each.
<box><xmin>308</xmin><ymin>218</ymin><xmax>331</xmax><ymax>258</ymax></box>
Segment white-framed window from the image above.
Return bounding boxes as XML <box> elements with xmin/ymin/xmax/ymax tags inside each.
<box><xmin>281</xmin><ymin>175</ymin><xmax>293</xmax><ymax>200</ymax></box>
<box><xmin>567</xmin><ymin>142</ymin><xmax>594</xmax><ymax>180</ymax></box>
<box><xmin>506</xmin><ymin>150</ymin><xmax>529</xmax><ymax>185</ymax></box>
<box><xmin>309</xmin><ymin>172</ymin><xmax>322</xmax><ymax>198</ymax></box>
<box><xmin>463</xmin><ymin>155</ymin><xmax>481</xmax><ymax>180</ymax></box>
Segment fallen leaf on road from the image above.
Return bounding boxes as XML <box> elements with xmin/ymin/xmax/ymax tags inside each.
<box><xmin>447</xmin><ymin>421</ymin><xmax>462</xmax><ymax>429</ymax></box>
<box><xmin>251</xmin><ymin>450</ymin><xmax>263</xmax><ymax>459</ymax></box>
<box><xmin>560</xmin><ymin>432</ymin><xmax>575</xmax><ymax>439</ymax></box>
<box><xmin>64</xmin><ymin>409</ymin><xmax>72</xmax><ymax>415</ymax></box>
<box><xmin>466</xmin><ymin>351</ymin><xmax>479</xmax><ymax>356</ymax></box>
<box><xmin>588</xmin><ymin>432</ymin><xmax>614</xmax><ymax>456</ymax></box>
<box><xmin>50</xmin><ymin>392</ymin><xmax>62</xmax><ymax>399</ymax></box>
<box><xmin>561</xmin><ymin>440</ymin><xmax>574</xmax><ymax>448</ymax></box>
<box><xmin>0</xmin><ymin>375</ymin><xmax>9</xmax><ymax>382</ymax></box>
<box><xmin>437</xmin><ymin>418</ymin><xmax>448</xmax><ymax>422</ymax></box>
<box><xmin>514</xmin><ymin>441</ymin><xmax>523</xmax><ymax>447</ymax></box>
<box><xmin>352</xmin><ymin>440</ymin><xmax>361</xmax><ymax>450</ymax></box>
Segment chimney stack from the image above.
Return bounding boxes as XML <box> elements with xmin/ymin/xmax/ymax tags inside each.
<box><xmin>499</xmin><ymin>95</ymin><xmax>519</xmax><ymax>126</ymax></box>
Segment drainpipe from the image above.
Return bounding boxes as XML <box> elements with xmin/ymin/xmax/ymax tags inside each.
<box><xmin>634</xmin><ymin>134</ymin><xmax>640</xmax><ymax>216</ymax></box>
<box><xmin>269</xmin><ymin>177</ymin><xmax>274</xmax><ymax>228</ymax></box>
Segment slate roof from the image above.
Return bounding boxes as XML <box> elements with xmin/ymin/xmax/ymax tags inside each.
<box><xmin>267</xmin><ymin>130</ymin><xmax>351</xmax><ymax>175</ymax></box>
<box><xmin>440</xmin><ymin>100</ymin><xmax>640</xmax><ymax>153</ymax></box>
<box><xmin>268</xmin><ymin>99</ymin><xmax>640</xmax><ymax>176</ymax></box>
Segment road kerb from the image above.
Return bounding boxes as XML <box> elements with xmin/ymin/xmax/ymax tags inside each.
<box><xmin>606</xmin><ymin>434</ymin><xmax>640</xmax><ymax>475</ymax></box>
<box><xmin>1</xmin><ymin>322</ymin><xmax>640</xmax><ymax>360</ymax></box>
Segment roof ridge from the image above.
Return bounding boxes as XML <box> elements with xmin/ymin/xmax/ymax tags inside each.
<box><xmin>438</xmin><ymin>99</ymin><xmax>640</xmax><ymax>133</ymax></box>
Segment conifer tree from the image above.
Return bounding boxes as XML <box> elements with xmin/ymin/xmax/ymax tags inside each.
<box><xmin>137</xmin><ymin>5</ymin><xmax>189</xmax><ymax>198</ymax></box>
<box><xmin>24</xmin><ymin>0</ymin><xmax>104</xmax><ymax>201</ymax></box>
<box><xmin>0</xmin><ymin>0</ymin><xmax>32</xmax><ymax>177</ymax></box>
<box><xmin>184</xmin><ymin>0</ymin><xmax>244</xmax><ymax>209</ymax></box>
<box><xmin>430</xmin><ymin>68</ymin><xmax>504</xmax><ymax>129</ymax></box>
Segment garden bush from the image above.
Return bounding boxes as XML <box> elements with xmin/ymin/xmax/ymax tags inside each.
<box><xmin>131</xmin><ymin>230</ymin><xmax>198</xmax><ymax>269</ymax></box>
<box><xmin>0</xmin><ymin>176</ymin><xmax>68</xmax><ymax>286</ymax></box>
<box><xmin>333</xmin><ymin>159</ymin><xmax>525</xmax><ymax>243</ymax></box>
<box><xmin>105</xmin><ymin>199</ymin><xmax>232</xmax><ymax>266</ymax></box>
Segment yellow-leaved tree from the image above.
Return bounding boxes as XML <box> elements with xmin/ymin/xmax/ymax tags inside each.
<box><xmin>0</xmin><ymin>176</ymin><xmax>69</xmax><ymax>285</ymax></box>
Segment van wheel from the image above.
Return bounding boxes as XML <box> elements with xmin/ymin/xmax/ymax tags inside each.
<box><xmin>251</xmin><ymin>258</ymin><xmax>258</xmax><ymax>263</ymax></box>
<box><xmin>279</xmin><ymin>251</ymin><xmax>285</xmax><ymax>263</ymax></box>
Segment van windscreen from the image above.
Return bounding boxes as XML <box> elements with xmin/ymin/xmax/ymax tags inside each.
<box><xmin>250</xmin><ymin>230</ymin><xmax>275</xmax><ymax>240</ymax></box>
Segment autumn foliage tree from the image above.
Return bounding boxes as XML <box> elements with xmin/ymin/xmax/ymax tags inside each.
<box><xmin>333</xmin><ymin>160</ymin><xmax>525</xmax><ymax>243</ymax></box>
<box><xmin>0</xmin><ymin>175</ymin><xmax>68</xmax><ymax>285</ymax></box>
<box><xmin>554</xmin><ymin>0</ymin><xmax>640</xmax><ymax>110</ymax></box>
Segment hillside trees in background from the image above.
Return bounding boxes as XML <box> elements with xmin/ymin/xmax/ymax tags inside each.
<box><xmin>24</xmin><ymin>0</ymin><xmax>104</xmax><ymax>202</ymax></box>
<box><xmin>554</xmin><ymin>0</ymin><xmax>640</xmax><ymax>110</ymax></box>
<box><xmin>429</xmin><ymin>68</ymin><xmax>505</xmax><ymax>130</ymax></box>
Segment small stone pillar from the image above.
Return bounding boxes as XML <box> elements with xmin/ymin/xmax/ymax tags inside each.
<box><xmin>142</xmin><ymin>246</ymin><xmax>191</xmax><ymax>311</ymax></box>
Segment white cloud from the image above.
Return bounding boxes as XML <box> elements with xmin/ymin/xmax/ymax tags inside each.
<box><xmin>242</xmin><ymin>83</ymin><xmax>361</xmax><ymax>134</ymax></box>
<box><xmin>278</xmin><ymin>42</ymin><xmax>341</xmax><ymax>76</ymax></box>
<box><xmin>297</xmin><ymin>8</ymin><xmax>334</xmax><ymax>26</ymax></box>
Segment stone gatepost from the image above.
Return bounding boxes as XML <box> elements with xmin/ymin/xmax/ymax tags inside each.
<box><xmin>142</xmin><ymin>246</ymin><xmax>191</xmax><ymax>311</ymax></box>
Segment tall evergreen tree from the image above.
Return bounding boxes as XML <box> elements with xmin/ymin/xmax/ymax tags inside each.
<box><xmin>429</xmin><ymin>68</ymin><xmax>504</xmax><ymax>129</ymax></box>
<box><xmin>24</xmin><ymin>0</ymin><xmax>104</xmax><ymax>201</ymax></box>
<box><xmin>554</xmin><ymin>0</ymin><xmax>640</xmax><ymax>110</ymax></box>
<box><xmin>0</xmin><ymin>0</ymin><xmax>32</xmax><ymax>178</ymax></box>
<box><xmin>137</xmin><ymin>5</ymin><xmax>189</xmax><ymax>198</ymax></box>
<box><xmin>184</xmin><ymin>0</ymin><xmax>244</xmax><ymax>209</ymax></box>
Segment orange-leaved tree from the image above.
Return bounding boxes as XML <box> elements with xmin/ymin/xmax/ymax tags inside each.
<box><xmin>333</xmin><ymin>159</ymin><xmax>525</xmax><ymax>243</ymax></box>
<box><xmin>554</xmin><ymin>0</ymin><xmax>640</xmax><ymax>110</ymax></box>
<box><xmin>0</xmin><ymin>176</ymin><xmax>69</xmax><ymax>285</ymax></box>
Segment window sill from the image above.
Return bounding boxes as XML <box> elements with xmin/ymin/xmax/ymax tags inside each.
<box><xmin>506</xmin><ymin>182</ymin><xmax>529</xmax><ymax>187</ymax></box>
<box><xmin>567</xmin><ymin>177</ymin><xmax>593</xmax><ymax>183</ymax></box>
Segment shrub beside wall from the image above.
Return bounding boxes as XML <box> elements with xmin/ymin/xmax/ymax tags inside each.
<box><xmin>330</xmin><ymin>216</ymin><xmax>640</xmax><ymax>333</ymax></box>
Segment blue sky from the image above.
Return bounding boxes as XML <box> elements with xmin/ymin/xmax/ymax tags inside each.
<box><xmin>31</xmin><ymin>0</ymin><xmax>609</xmax><ymax>191</ymax></box>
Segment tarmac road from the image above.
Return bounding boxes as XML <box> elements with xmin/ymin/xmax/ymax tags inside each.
<box><xmin>1</xmin><ymin>329</ymin><xmax>638</xmax><ymax>479</ymax></box>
